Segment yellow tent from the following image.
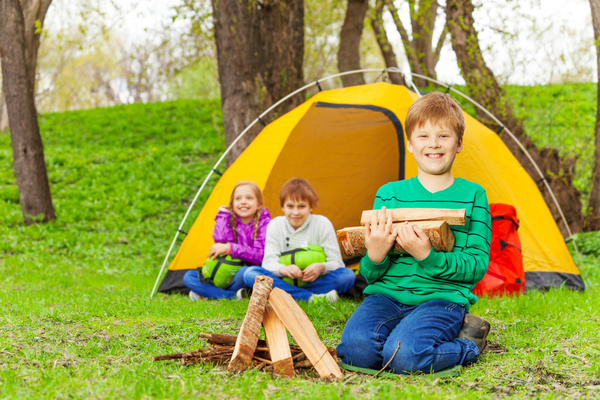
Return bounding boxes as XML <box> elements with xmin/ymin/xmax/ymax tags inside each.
<box><xmin>155</xmin><ymin>82</ymin><xmax>584</xmax><ymax>294</ymax></box>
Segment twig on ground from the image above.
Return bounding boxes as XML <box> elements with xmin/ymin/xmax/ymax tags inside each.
<box><xmin>553</xmin><ymin>348</ymin><xmax>588</xmax><ymax>364</ymax></box>
<box><xmin>374</xmin><ymin>342</ymin><xmax>400</xmax><ymax>377</ymax></box>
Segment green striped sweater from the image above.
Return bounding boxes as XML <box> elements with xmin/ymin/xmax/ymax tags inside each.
<box><xmin>360</xmin><ymin>177</ymin><xmax>491</xmax><ymax>311</ymax></box>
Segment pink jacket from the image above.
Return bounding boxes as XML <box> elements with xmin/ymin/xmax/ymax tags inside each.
<box><xmin>212</xmin><ymin>208</ymin><xmax>271</xmax><ymax>266</ymax></box>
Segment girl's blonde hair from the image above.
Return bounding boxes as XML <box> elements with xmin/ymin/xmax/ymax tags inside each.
<box><xmin>227</xmin><ymin>181</ymin><xmax>264</xmax><ymax>243</ymax></box>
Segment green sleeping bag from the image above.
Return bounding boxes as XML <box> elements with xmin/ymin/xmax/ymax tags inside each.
<box><xmin>201</xmin><ymin>255</ymin><xmax>244</xmax><ymax>288</ymax></box>
<box><xmin>279</xmin><ymin>245</ymin><xmax>326</xmax><ymax>287</ymax></box>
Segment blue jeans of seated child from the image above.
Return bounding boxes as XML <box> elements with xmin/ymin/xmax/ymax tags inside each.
<box><xmin>183</xmin><ymin>267</ymin><xmax>250</xmax><ymax>300</ymax></box>
<box><xmin>336</xmin><ymin>294</ymin><xmax>479</xmax><ymax>374</ymax></box>
<box><xmin>243</xmin><ymin>267</ymin><xmax>356</xmax><ymax>302</ymax></box>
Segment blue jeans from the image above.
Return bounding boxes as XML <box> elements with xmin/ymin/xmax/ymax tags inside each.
<box><xmin>337</xmin><ymin>294</ymin><xmax>479</xmax><ymax>374</ymax></box>
<box><xmin>183</xmin><ymin>267</ymin><xmax>250</xmax><ymax>300</ymax></box>
<box><xmin>243</xmin><ymin>267</ymin><xmax>356</xmax><ymax>301</ymax></box>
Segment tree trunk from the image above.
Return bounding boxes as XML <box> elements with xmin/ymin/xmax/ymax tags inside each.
<box><xmin>385</xmin><ymin>0</ymin><xmax>446</xmax><ymax>87</ymax></box>
<box><xmin>0</xmin><ymin>1</ymin><xmax>52</xmax><ymax>134</ymax></box>
<box><xmin>369</xmin><ymin>0</ymin><xmax>405</xmax><ymax>85</ymax></box>
<box><xmin>588</xmin><ymin>0</ymin><xmax>600</xmax><ymax>231</ymax></box>
<box><xmin>22</xmin><ymin>0</ymin><xmax>52</xmax><ymax>89</ymax></box>
<box><xmin>446</xmin><ymin>0</ymin><xmax>582</xmax><ymax>237</ymax></box>
<box><xmin>212</xmin><ymin>0</ymin><xmax>305</xmax><ymax>164</ymax></box>
<box><xmin>338</xmin><ymin>0</ymin><xmax>368</xmax><ymax>87</ymax></box>
<box><xmin>0</xmin><ymin>0</ymin><xmax>55</xmax><ymax>224</ymax></box>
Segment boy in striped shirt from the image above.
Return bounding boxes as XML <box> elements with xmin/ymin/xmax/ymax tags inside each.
<box><xmin>337</xmin><ymin>92</ymin><xmax>492</xmax><ymax>374</ymax></box>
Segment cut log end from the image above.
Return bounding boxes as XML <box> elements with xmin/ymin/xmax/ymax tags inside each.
<box><xmin>272</xmin><ymin>358</ymin><xmax>295</xmax><ymax>378</ymax></box>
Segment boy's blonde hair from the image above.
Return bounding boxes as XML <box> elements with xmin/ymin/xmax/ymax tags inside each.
<box><xmin>227</xmin><ymin>181</ymin><xmax>264</xmax><ymax>242</ymax></box>
<box><xmin>279</xmin><ymin>178</ymin><xmax>319</xmax><ymax>208</ymax></box>
<box><xmin>405</xmin><ymin>92</ymin><xmax>466</xmax><ymax>141</ymax></box>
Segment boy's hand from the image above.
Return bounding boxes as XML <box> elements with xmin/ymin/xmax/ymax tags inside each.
<box><xmin>208</xmin><ymin>242</ymin><xmax>230</xmax><ymax>259</ymax></box>
<box><xmin>301</xmin><ymin>263</ymin><xmax>325</xmax><ymax>283</ymax></box>
<box><xmin>365</xmin><ymin>206</ymin><xmax>397</xmax><ymax>264</ymax></box>
<box><xmin>279</xmin><ymin>264</ymin><xmax>303</xmax><ymax>279</ymax></box>
<box><xmin>396</xmin><ymin>222</ymin><xmax>432</xmax><ymax>260</ymax></box>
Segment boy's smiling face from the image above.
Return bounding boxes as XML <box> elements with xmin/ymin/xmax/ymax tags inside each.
<box><xmin>407</xmin><ymin>121</ymin><xmax>463</xmax><ymax>178</ymax></box>
<box><xmin>282</xmin><ymin>197</ymin><xmax>312</xmax><ymax>229</ymax></box>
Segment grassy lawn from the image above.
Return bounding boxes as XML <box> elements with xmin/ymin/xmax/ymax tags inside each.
<box><xmin>1</xmin><ymin>92</ymin><xmax>600</xmax><ymax>399</ymax></box>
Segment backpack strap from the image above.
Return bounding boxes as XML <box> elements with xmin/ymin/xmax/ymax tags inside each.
<box><xmin>491</xmin><ymin>215</ymin><xmax>520</xmax><ymax>229</ymax></box>
<box><xmin>280</xmin><ymin>248</ymin><xmax>311</xmax><ymax>286</ymax></box>
<box><xmin>205</xmin><ymin>257</ymin><xmax>245</xmax><ymax>284</ymax></box>
<box><xmin>209</xmin><ymin>258</ymin><xmax>223</xmax><ymax>282</ymax></box>
<box><xmin>280</xmin><ymin>247</ymin><xmax>309</xmax><ymax>256</ymax></box>
<box><xmin>280</xmin><ymin>247</ymin><xmax>309</xmax><ymax>266</ymax></box>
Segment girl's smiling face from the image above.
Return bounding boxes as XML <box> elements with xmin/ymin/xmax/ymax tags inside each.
<box><xmin>232</xmin><ymin>184</ymin><xmax>259</xmax><ymax>224</ymax></box>
<box><xmin>407</xmin><ymin>121</ymin><xmax>463</xmax><ymax>178</ymax></box>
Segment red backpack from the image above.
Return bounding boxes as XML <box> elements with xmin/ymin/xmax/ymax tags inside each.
<box><xmin>472</xmin><ymin>203</ymin><xmax>525</xmax><ymax>296</ymax></box>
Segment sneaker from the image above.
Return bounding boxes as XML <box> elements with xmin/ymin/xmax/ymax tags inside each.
<box><xmin>235</xmin><ymin>288</ymin><xmax>247</xmax><ymax>300</ymax></box>
<box><xmin>189</xmin><ymin>291</ymin><xmax>201</xmax><ymax>301</ymax></box>
<box><xmin>309</xmin><ymin>289</ymin><xmax>339</xmax><ymax>303</ymax></box>
<box><xmin>458</xmin><ymin>313</ymin><xmax>490</xmax><ymax>354</ymax></box>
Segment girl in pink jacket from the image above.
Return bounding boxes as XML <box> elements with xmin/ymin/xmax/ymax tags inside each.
<box><xmin>183</xmin><ymin>181</ymin><xmax>271</xmax><ymax>300</ymax></box>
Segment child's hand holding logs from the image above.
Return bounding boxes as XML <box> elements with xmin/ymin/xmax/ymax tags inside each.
<box><xmin>364</xmin><ymin>206</ymin><xmax>397</xmax><ymax>264</ymax></box>
<box><xmin>396</xmin><ymin>222</ymin><xmax>432</xmax><ymax>261</ymax></box>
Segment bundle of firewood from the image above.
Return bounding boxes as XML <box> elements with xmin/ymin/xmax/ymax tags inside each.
<box><xmin>152</xmin><ymin>275</ymin><xmax>343</xmax><ymax>380</ymax></box>
<box><xmin>336</xmin><ymin>208</ymin><xmax>466</xmax><ymax>258</ymax></box>
<box><xmin>152</xmin><ymin>332</ymin><xmax>337</xmax><ymax>373</ymax></box>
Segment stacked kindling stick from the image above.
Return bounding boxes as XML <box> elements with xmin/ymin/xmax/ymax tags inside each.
<box><xmin>151</xmin><ymin>332</ymin><xmax>337</xmax><ymax>372</ymax></box>
<box><xmin>336</xmin><ymin>208</ymin><xmax>466</xmax><ymax>258</ymax></box>
<box><xmin>152</xmin><ymin>275</ymin><xmax>343</xmax><ymax>380</ymax></box>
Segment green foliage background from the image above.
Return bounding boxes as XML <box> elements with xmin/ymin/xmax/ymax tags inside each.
<box><xmin>457</xmin><ymin>83</ymin><xmax>597</xmax><ymax>208</ymax></box>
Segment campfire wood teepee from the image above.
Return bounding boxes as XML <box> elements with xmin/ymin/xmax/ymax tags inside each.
<box><xmin>154</xmin><ymin>275</ymin><xmax>342</xmax><ymax>380</ymax></box>
<box><xmin>227</xmin><ymin>275</ymin><xmax>342</xmax><ymax>379</ymax></box>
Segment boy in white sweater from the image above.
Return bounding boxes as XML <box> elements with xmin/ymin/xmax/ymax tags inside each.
<box><xmin>243</xmin><ymin>178</ymin><xmax>355</xmax><ymax>302</ymax></box>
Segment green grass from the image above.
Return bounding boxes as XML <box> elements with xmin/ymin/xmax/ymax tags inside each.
<box><xmin>1</xmin><ymin>91</ymin><xmax>600</xmax><ymax>399</ymax></box>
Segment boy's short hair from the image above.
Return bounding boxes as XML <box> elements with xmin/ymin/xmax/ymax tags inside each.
<box><xmin>405</xmin><ymin>92</ymin><xmax>466</xmax><ymax>141</ymax></box>
<box><xmin>279</xmin><ymin>178</ymin><xmax>319</xmax><ymax>208</ymax></box>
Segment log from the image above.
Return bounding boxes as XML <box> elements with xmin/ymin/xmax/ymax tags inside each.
<box><xmin>337</xmin><ymin>220</ymin><xmax>455</xmax><ymax>258</ymax></box>
<box><xmin>200</xmin><ymin>332</ymin><xmax>268</xmax><ymax>348</ymax></box>
<box><xmin>268</xmin><ymin>288</ymin><xmax>343</xmax><ymax>379</ymax></box>
<box><xmin>228</xmin><ymin>275</ymin><xmax>273</xmax><ymax>372</ymax></box>
<box><xmin>360</xmin><ymin>208</ymin><xmax>466</xmax><ymax>226</ymax></box>
<box><xmin>152</xmin><ymin>352</ymin><xmax>188</xmax><ymax>361</ymax></box>
<box><xmin>263</xmin><ymin>304</ymin><xmax>294</xmax><ymax>378</ymax></box>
